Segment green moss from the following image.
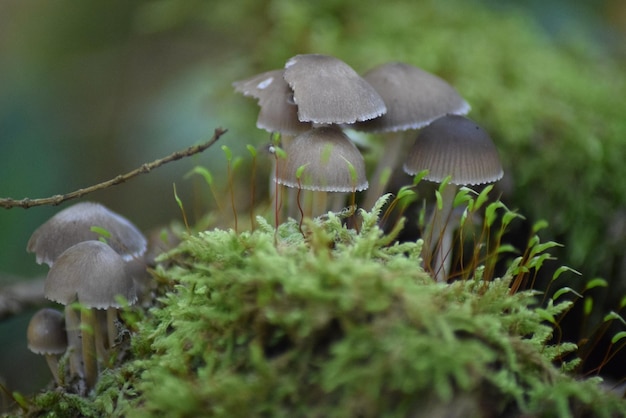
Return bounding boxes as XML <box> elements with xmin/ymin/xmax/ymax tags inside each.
<box><xmin>19</xmin><ymin>198</ymin><xmax>622</xmax><ymax>417</ymax></box>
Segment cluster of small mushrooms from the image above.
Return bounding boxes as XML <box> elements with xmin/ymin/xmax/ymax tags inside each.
<box><xmin>234</xmin><ymin>53</ymin><xmax>503</xmax><ymax>282</ymax></box>
<box><xmin>25</xmin><ymin>203</ymin><xmax>155</xmax><ymax>391</ymax></box>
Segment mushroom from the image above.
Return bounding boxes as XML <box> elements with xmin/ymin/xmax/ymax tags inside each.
<box><xmin>27</xmin><ymin>201</ymin><xmax>147</xmax><ymax>267</ymax></box>
<box><xmin>403</xmin><ymin>114</ymin><xmax>502</xmax><ymax>282</ymax></box>
<box><xmin>352</xmin><ymin>62</ymin><xmax>470</xmax><ymax>210</ymax></box>
<box><xmin>27</xmin><ymin>308</ymin><xmax>67</xmax><ymax>385</ymax></box>
<box><xmin>27</xmin><ymin>202</ymin><xmax>147</xmax><ymax>368</ymax></box>
<box><xmin>233</xmin><ymin>69</ymin><xmax>311</xmax><ymax>136</ymax></box>
<box><xmin>283</xmin><ymin>54</ymin><xmax>387</xmax><ymax>124</ymax></box>
<box><xmin>233</xmin><ymin>69</ymin><xmax>312</xmax><ymax>220</ymax></box>
<box><xmin>274</xmin><ymin>126</ymin><xmax>368</xmax><ymax>218</ymax></box>
<box><xmin>45</xmin><ymin>240</ymin><xmax>136</xmax><ymax>389</ymax></box>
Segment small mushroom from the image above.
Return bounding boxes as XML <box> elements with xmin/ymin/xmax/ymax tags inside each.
<box><xmin>27</xmin><ymin>308</ymin><xmax>67</xmax><ymax>385</ymax></box>
<box><xmin>27</xmin><ymin>201</ymin><xmax>147</xmax><ymax>266</ymax></box>
<box><xmin>283</xmin><ymin>54</ymin><xmax>387</xmax><ymax>124</ymax></box>
<box><xmin>274</xmin><ymin>126</ymin><xmax>368</xmax><ymax>218</ymax></box>
<box><xmin>352</xmin><ymin>62</ymin><xmax>470</xmax><ymax>210</ymax></box>
<box><xmin>45</xmin><ymin>240</ymin><xmax>136</xmax><ymax>389</ymax></box>
<box><xmin>403</xmin><ymin>115</ymin><xmax>502</xmax><ymax>282</ymax></box>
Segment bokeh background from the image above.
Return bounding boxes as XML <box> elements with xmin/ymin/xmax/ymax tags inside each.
<box><xmin>1</xmin><ymin>0</ymin><xmax>625</xmax><ymax>410</ymax></box>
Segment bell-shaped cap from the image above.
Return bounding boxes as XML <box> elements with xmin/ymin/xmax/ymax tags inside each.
<box><xmin>283</xmin><ymin>54</ymin><xmax>387</xmax><ymax>124</ymax></box>
<box><xmin>27</xmin><ymin>202</ymin><xmax>147</xmax><ymax>266</ymax></box>
<box><xmin>354</xmin><ymin>62</ymin><xmax>470</xmax><ymax>133</ymax></box>
<box><xmin>27</xmin><ymin>308</ymin><xmax>67</xmax><ymax>355</ymax></box>
<box><xmin>233</xmin><ymin>69</ymin><xmax>311</xmax><ymax>135</ymax></box>
<box><xmin>274</xmin><ymin>126</ymin><xmax>369</xmax><ymax>192</ymax></box>
<box><xmin>45</xmin><ymin>240</ymin><xmax>137</xmax><ymax>309</ymax></box>
<box><xmin>403</xmin><ymin>115</ymin><xmax>503</xmax><ymax>185</ymax></box>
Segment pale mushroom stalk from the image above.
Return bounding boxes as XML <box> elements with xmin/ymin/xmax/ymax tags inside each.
<box><xmin>362</xmin><ymin>131</ymin><xmax>411</xmax><ymax>210</ymax></box>
<box><xmin>106</xmin><ymin>308</ymin><xmax>118</xmax><ymax>350</ymax></box>
<box><xmin>64</xmin><ymin>304</ymin><xmax>84</xmax><ymax>378</ymax></box>
<box><xmin>81</xmin><ymin>308</ymin><xmax>99</xmax><ymax>390</ymax></box>
<box><xmin>428</xmin><ymin>184</ymin><xmax>458</xmax><ymax>282</ymax></box>
<box><xmin>94</xmin><ymin>309</ymin><xmax>111</xmax><ymax>362</ymax></box>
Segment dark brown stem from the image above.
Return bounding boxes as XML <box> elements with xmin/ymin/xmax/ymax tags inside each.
<box><xmin>0</xmin><ymin>128</ymin><xmax>227</xmax><ymax>210</ymax></box>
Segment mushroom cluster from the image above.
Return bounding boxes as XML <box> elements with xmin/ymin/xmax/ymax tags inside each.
<box><xmin>235</xmin><ymin>55</ymin><xmax>503</xmax><ymax>282</ymax></box>
<box><xmin>25</xmin><ymin>202</ymin><xmax>148</xmax><ymax>391</ymax></box>
<box><xmin>234</xmin><ymin>54</ymin><xmax>386</xmax><ymax>219</ymax></box>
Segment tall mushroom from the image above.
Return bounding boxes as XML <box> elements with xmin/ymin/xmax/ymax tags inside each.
<box><xmin>352</xmin><ymin>62</ymin><xmax>470</xmax><ymax>209</ymax></box>
<box><xmin>403</xmin><ymin>115</ymin><xmax>503</xmax><ymax>282</ymax></box>
<box><xmin>283</xmin><ymin>54</ymin><xmax>387</xmax><ymax>125</ymax></box>
<box><xmin>45</xmin><ymin>240</ymin><xmax>136</xmax><ymax>389</ymax></box>
<box><xmin>27</xmin><ymin>308</ymin><xmax>67</xmax><ymax>385</ymax></box>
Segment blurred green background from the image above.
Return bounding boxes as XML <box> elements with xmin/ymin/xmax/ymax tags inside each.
<box><xmin>1</xmin><ymin>0</ymin><xmax>625</xmax><ymax>409</ymax></box>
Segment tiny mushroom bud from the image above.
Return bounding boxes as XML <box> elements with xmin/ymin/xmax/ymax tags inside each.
<box><xmin>27</xmin><ymin>308</ymin><xmax>67</xmax><ymax>385</ymax></box>
<box><xmin>45</xmin><ymin>240</ymin><xmax>136</xmax><ymax>390</ymax></box>
<box><xmin>403</xmin><ymin>114</ymin><xmax>503</xmax><ymax>282</ymax></box>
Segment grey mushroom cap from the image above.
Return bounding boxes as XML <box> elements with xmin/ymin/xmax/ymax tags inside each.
<box><xmin>274</xmin><ymin>126</ymin><xmax>369</xmax><ymax>192</ymax></box>
<box><xmin>233</xmin><ymin>69</ymin><xmax>311</xmax><ymax>135</ymax></box>
<box><xmin>283</xmin><ymin>54</ymin><xmax>387</xmax><ymax>124</ymax></box>
<box><xmin>27</xmin><ymin>202</ymin><xmax>147</xmax><ymax>266</ymax></box>
<box><xmin>403</xmin><ymin>115</ymin><xmax>503</xmax><ymax>186</ymax></box>
<box><xmin>354</xmin><ymin>62</ymin><xmax>471</xmax><ymax>133</ymax></box>
<box><xmin>27</xmin><ymin>308</ymin><xmax>67</xmax><ymax>355</ymax></box>
<box><xmin>45</xmin><ymin>240</ymin><xmax>137</xmax><ymax>309</ymax></box>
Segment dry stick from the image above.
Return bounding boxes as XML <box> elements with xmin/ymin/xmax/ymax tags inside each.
<box><xmin>0</xmin><ymin>128</ymin><xmax>228</xmax><ymax>210</ymax></box>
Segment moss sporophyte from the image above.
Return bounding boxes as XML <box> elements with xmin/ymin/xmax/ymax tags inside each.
<box><xmin>17</xmin><ymin>196</ymin><xmax>626</xmax><ymax>417</ymax></box>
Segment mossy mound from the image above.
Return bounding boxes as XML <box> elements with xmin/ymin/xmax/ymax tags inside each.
<box><xmin>22</xmin><ymin>200</ymin><xmax>626</xmax><ymax>417</ymax></box>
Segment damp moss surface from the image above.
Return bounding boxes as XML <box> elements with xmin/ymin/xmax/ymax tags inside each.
<box><xmin>17</xmin><ymin>200</ymin><xmax>626</xmax><ymax>418</ymax></box>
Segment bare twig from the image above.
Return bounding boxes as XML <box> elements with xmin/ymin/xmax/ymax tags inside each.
<box><xmin>0</xmin><ymin>128</ymin><xmax>228</xmax><ymax>209</ymax></box>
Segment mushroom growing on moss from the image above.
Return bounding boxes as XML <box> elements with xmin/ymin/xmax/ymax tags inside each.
<box><xmin>27</xmin><ymin>308</ymin><xmax>67</xmax><ymax>385</ymax></box>
<box><xmin>45</xmin><ymin>240</ymin><xmax>136</xmax><ymax>389</ymax></box>
<box><xmin>353</xmin><ymin>62</ymin><xmax>470</xmax><ymax>210</ymax></box>
<box><xmin>403</xmin><ymin>114</ymin><xmax>502</xmax><ymax>282</ymax></box>
<box><xmin>274</xmin><ymin>126</ymin><xmax>368</xmax><ymax>218</ymax></box>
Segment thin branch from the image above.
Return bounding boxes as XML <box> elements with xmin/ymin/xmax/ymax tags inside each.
<box><xmin>0</xmin><ymin>128</ymin><xmax>228</xmax><ymax>209</ymax></box>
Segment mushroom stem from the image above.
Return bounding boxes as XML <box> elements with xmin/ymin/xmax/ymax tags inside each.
<box><xmin>44</xmin><ymin>355</ymin><xmax>61</xmax><ymax>385</ymax></box>
<box><xmin>64</xmin><ymin>304</ymin><xmax>84</xmax><ymax>379</ymax></box>
<box><xmin>428</xmin><ymin>184</ymin><xmax>458</xmax><ymax>283</ymax></box>
<box><xmin>94</xmin><ymin>309</ymin><xmax>110</xmax><ymax>364</ymax></box>
<box><xmin>363</xmin><ymin>131</ymin><xmax>410</xmax><ymax>210</ymax></box>
<box><xmin>107</xmin><ymin>308</ymin><xmax>118</xmax><ymax>350</ymax></box>
<box><xmin>81</xmin><ymin>308</ymin><xmax>99</xmax><ymax>390</ymax></box>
